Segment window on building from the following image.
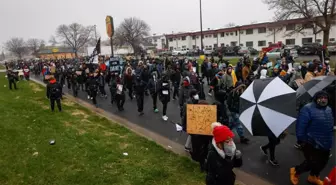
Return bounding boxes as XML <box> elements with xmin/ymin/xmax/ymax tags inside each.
<box><xmin>246</xmin><ymin>29</ymin><xmax>253</xmax><ymax>35</ymax></box>
<box><xmin>192</xmin><ymin>36</ymin><xmax>196</xmax><ymax>40</ymax></box>
<box><xmin>258</xmin><ymin>27</ymin><xmax>266</xmax><ymax>33</ymax></box>
<box><xmin>268</xmin><ymin>28</ymin><xmax>273</xmax><ymax>32</ymax></box>
<box><xmin>302</xmin><ymin>37</ymin><xmax>313</xmax><ymax>44</ymax></box>
<box><xmin>182</xmin><ymin>36</ymin><xmax>186</xmax><ymax>40</ymax></box>
<box><xmin>286</xmin><ymin>24</ymin><xmax>296</xmax><ymax>31</ymax></box>
<box><xmin>235</xmin><ymin>31</ymin><xmax>238</xmax><ymax>36</ymax></box>
<box><xmin>169</xmin><ymin>38</ymin><xmax>173</xmax><ymax>42</ymax></box>
<box><xmin>316</xmin><ymin>39</ymin><xmax>322</xmax><ymax>43</ymax></box>
<box><xmin>220</xmin><ymin>33</ymin><xmax>225</xmax><ymax>37</ymax></box>
<box><xmin>205</xmin><ymin>35</ymin><xmax>208</xmax><ymax>38</ymax></box>
<box><xmin>226</xmin><ymin>33</ymin><xmax>229</xmax><ymax>36</ymax></box>
<box><xmin>182</xmin><ymin>45</ymin><xmax>186</xmax><ymax>49</ymax></box>
<box><xmin>208</xmin><ymin>35</ymin><xmax>212</xmax><ymax>38</ymax></box>
<box><xmin>240</xmin><ymin>31</ymin><xmax>244</xmax><ymax>34</ymax></box>
<box><xmin>221</xmin><ymin>43</ymin><xmax>225</xmax><ymax>47</ymax></box>
<box><xmin>161</xmin><ymin>39</ymin><xmax>165</xmax><ymax>43</ymax></box>
<box><xmin>196</xmin><ymin>36</ymin><xmax>199</xmax><ymax>39</ymax></box>
<box><xmin>154</xmin><ymin>39</ymin><xmax>157</xmax><ymax>42</ymax></box>
<box><xmin>214</xmin><ymin>44</ymin><xmax>218</xmax><ymax>48</ymax></box>
<box><xmin>285</xmin><ymin>39</ymin><xmax>295</xmax><ymax>45</ymax></box>
<box><xmin>169</xmin><ymin>47</ymin><xmax>174</xmax><ymax>51</ymax></box>
<box><xmin>258</xmin><ymin>40</ymin><xmax>266</xmax><ymax>47</ymax></box>
<box><xmin>230</xmin><ymin>32</ymin><xmax>234</xmax><ymax>35</ymax></box>
<box><xmin>148</xmin><ymin>39</ymin><xmax>152</xmax><ymax>42</ymax></box>
<box><xmin>208</xmin><ymin>45</ymin><xmax>212</xmax><ymax>49</ymax></box>
<box><xmin>213</xmin><ymin>34</ymin><xmax>217</xmax><ymax>38</ymax></box>
<box><xmin>192</xmin><ymin>45</ymin><xmax>196</xmax><ymax>49</ymax></box>
<box><xmin>246</xmin><ymin>41</ymin><xmax>253</xmax><ymax>47</ymax></box>
<box><xmin>178</xmin><ymin>38</ymin><xmax>181</xmax><ymax>40</ymax></box>
<box><xmin>303</xmin><ymin>23</ymin><xmax>314</xmax><ymax>29</ymax></box>
<box><xmin>173</xmin><ymin>38</ymin><xmax>176</xmax><ymax>41</ymax></box>
<box><xmin>330</xmin><ymin>38</ymin><xmax>335</xmax><ymax>42</ymax></box>
<box><xmin>231</xmin><ymin>41</ymin><xmax>237</xmax><ymax>46</ymax></box>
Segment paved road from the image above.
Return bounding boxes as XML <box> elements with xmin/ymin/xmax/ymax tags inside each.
<box><xmin>32</xmin><ymin>74</ymin><xmax>335</xmax><ymax>185</ymax></box>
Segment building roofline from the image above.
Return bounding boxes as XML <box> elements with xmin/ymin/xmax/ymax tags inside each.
<box><xmin>165</xmin><ymin>16</ymin><xmax>334</xmax><ymax>38</ymax></box>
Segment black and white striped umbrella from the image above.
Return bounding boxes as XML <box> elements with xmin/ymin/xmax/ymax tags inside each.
<box><xmin>239</xmin><ymin>77</ymin><xmax>297</xmax><ymax>137</ymax></box>
<box><xmin>297</xmin><ymin>76</ymin><xmax>336</xmax><ymax>102</ymax></box>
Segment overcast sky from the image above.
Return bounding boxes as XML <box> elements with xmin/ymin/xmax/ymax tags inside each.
<box><xmin>0</xmin><ymin>0</ymin><xmax>274</xmax><ymax>48</ymax></box>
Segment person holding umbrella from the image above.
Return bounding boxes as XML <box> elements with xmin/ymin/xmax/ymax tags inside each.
<box><xmin>290</xmin><ymin>91</ymin><xmax>334</xmax><ymax>185</ymax></box>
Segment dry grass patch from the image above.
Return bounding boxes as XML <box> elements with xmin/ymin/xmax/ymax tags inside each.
<box><xmin>71</xmin><ymin>109</ymin><xmax>89</xmax><ymax>119</ymax></box>
<box><xmin>62</xmin><ymin>99</ymin><xmax>75</xmax><ymax>107</ymax></box>
<box><xmin>119</xmin><ymin>143</ymin><xmax>131</xmax><ymax>150</ymax></box>
<box><xmin>28</xmin><ymin>82</ymin><xmax>43</xmax><ymax>92</ymax></box>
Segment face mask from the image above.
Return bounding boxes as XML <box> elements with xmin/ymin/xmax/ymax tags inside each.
<box><xmin>317</xmin><ymin>97</ymin><xmax>328</xmax><ymax>107</ymax></box>
<box><xmin>222</xmin><ymin>140</ymin><xmax>236</xmax><ymax>157</ymax></box>
<box><xmin>325</xmin><ymin>60</ymin><xmax>329</xmax><ymax>64</ymax></box>
<box><xmin>298</xmin><ymin>66</ymin><xmax>302</xmax><ymax>70</ymax></box>
<box><xmin>193</xmin><ymin>94</ymin><xmax>199</xmax><ymax>100</ymax></box>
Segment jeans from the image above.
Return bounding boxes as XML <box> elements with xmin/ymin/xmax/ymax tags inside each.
<box><xmin>229</xmin><ymin>112</ymin><xmax>244</xmax><ymax>137</ymax></box>
<box><xmin>295</xmin><ymin>143</ymin><xmax>330</xmax><ymax>176</ymax></box>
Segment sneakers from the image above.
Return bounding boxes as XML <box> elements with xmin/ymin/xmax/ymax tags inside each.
<box><xmin>184</xmin><ymin>147</ymin><xmax>191</xmax><ymax>153</ymax></box>
<box><xmin>269</xmin><ymin>159</ymin><xmax>279</xmax><ymax>166</ymax></box>
<box><xmin>87</xmin><ymin>95</ymin><xmax>90</xmax><ymax>99</ymax></box>
<box><xmin>154</xmin><ymin>108</ymin><xmax>159</xmax><ymax>113</ymax></box>
<box><xmin>260</xmin><ymin>146</ymin><xmax>268</xmax><ymax>156</ymax></box>
<box><xmin>307</xmin><ymin>175</ymin><xmax>323</xmax><ymax>185</ymax></box>
<box><xmin>290</xmin><ymin>167</ymin><xmax>299</xmax><ymax>185</ymax></box>
<box><xmin>162</xmin><ymin>115</ymin><xmax>168</xmax><ymax>121</ymax></box>
<box><xmin>294</xmin><ymin>143</ymin><xmax>302</xmax><ymax>149</ymax></box>
<box><xmin>139</xmin><ymin>112</ymin><xmax>144</xmax><ymax>116</ymax></box>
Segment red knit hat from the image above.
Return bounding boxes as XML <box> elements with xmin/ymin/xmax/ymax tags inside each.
<box><xmin>213</xmin><ymin>125</ymin><xmax>234</xmax><ymax>143</ymax></box>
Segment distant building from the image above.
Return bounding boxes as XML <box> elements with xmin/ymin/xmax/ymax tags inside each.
<box><xmin>145</xmin><ymin>34</ymin><xmax>168</xmax><ymax>50</ymax></box>
<box><xmin>147</xmin><ymin>17</ymin><xmax>336</xmax><ymax>51</ymax></box>
<box><xmin>38</xmin><ymin>47</ymin><xmax>76</xmax><ymax>59</ymax></box>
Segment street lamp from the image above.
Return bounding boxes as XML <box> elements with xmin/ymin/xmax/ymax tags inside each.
<box><xmin>199</xmin><ymin>0</ymin><xmax>204</xmax><ymax>54</ymax></box>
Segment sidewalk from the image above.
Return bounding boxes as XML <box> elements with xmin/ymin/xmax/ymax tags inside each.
<box><xmin>30</xmin><ymin>77</ymin><xmax>273</xmax><ymax>185</ymax></box>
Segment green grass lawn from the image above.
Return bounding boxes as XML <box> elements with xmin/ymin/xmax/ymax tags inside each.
<box><xmin>0</xmin><ymin>64</ymin><xmax>5</xmax><ymax>70</ymax></box>
<box><xmin>0</xmin><ymin>74</ymin><xmax>208</xmax><ymax>185</ymax></box>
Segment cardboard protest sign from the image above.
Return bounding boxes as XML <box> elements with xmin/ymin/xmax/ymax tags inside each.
<box><xmin>44</xmin><ymin>75</ymin><xmax>54</xmax><ymax>80</ymax></box>
<box><xmin>187</xmin><ymin>104</ymin><xmax>217</xmax><ymax>135</ymax></box>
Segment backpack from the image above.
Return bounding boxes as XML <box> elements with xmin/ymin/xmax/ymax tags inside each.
<box><xmin>50</xmin><ymin>86</ymin><xmax>59</xmax><ymax>96</ymax></box>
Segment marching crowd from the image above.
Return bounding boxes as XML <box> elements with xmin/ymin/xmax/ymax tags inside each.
<box><xmin>4</xmin><ymin>51</ymin><xmax>335</xmax><ymax>185</ymax></box>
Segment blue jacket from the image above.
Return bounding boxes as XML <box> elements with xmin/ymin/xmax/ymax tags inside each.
<box><xmin>296</xmin><ymin>102</ymin><xmax>334</xmax><ymax>150</ymax></box>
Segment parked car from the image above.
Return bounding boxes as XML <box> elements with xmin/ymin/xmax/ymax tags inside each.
<box><xmin>267</xmin><ymin>48</ymin><xmax>298</xmax><ymax>59</ymax></box>
<box><xmin>204</xmin><ymin>48</ymin><xmax>214</xmax><ymax>55</ymax></box>
<box><xmin>327</xmin><ymin>42</ymin><xmax>336</xmax><ymax>54</ymax></box>
<box><xmin>238</xmin><ymin>47</ymin><xmax>250</xmax><ymax>56</ymax></box>
<box><xmin>248</xmin><ymin>47</ymin><xmax>259</xmax><ymax>55</ymax></box>
<box><xmin>300</xmin><ymin>43</ymin><xmax>322</xmax><ymax>55</ymax></box>
<box><xmin>172</xmin><ymin>48</ymin><xmax>188</xmax><ymax>56</ymax></box>
<box><xmin>224</xmin><ymin>46</ymin><xmax>239</xmax><ymax>56</ymax></box>
<box><xmin>284</xmin><ymin>45</ymin><xmax>302</xmax><ymax>54</ymax></box>
<box><xmin>187</xmin><ymin>49</ymin><xmax>199</xmax><ymax>56</ymax></box>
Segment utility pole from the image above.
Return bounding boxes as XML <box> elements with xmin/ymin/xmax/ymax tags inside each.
<box><xmin>200</xmin><ymin>0</ymin><xmax>204</xmax><ymax>54</ymax></box>
<box><xmin>94</xmin><ymin>25</ymin><xmax>98</xmax><ymax>42</ymax></box>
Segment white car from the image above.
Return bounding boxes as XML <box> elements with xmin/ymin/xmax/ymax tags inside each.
<box><xmin>327</xmin><ymin>42</ymin><xmax>336</xmax><ymax>54</ymax></box>
<box><xmin>172</xmin><ymin>48</ymin><xmax>188</xmax><ymax>56</ymax></box>
<box><xmin>266</xmin><ymin>48</ymin><xmax>298</xmax><ymax>59</ymax></box>
<box><xmin>204</xmin><ymin>48</ymin><xmax>214</xmax><ymax>55</ymax></box>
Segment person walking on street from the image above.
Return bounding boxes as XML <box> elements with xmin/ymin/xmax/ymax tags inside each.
<box><xmin>290</xmin><ymin>91</ymin><xmax>334</xmax><ymax>185</ymax></box>
<box><xmin>87</xmin><ymin>72</ymin><xmax>99</xmax><ymax>107</ymax></box>
<box><xmin>134</xmin><ymin>74</ymin><xmax>146</xmax><ymax>116</ymax></box>
<box><xmin>147</xmin><ymin>71</ymin><xmax>159</xmax><ymax>113</ymax></box>
<box><xmin>46</xmin><ymin>77</ymin><xmax>62</xmax><ymax>112</ymax></box>
<box><xmin>158</xmin><ymin>72</ymin><xmax>170</xmax><ymax>121</ymax></box>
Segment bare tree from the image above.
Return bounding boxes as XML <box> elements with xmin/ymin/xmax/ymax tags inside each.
<box><xmin>114</xmin><ymin>17</ymin><xmax>150</xmax><ymax>54</ymax></box>
<box><xmin>263</xmin><ymin>0</ymin><xmax>336</xmax><ymax>45</ymax></box>
<box><xmin>56</xmin><ymin>23</ymin><xmax>95</xmax><ymax>57</ymax></box>
<box><xmin>27</xmin><ymin>38</ymin><xmax>45</xmax><ymax>57</ymax></box>
<box><xmin>0</xmin><ymin>51</ymin><xmax>5</xmax><ymax>61</ymax></box>
<box><xmin>225</xmin><ymin>22</ymin><xmax>236</xmax><ymax>28</ymax></box>
<box><xmin>49</xmin><ymin>36</ymin><xmax>58</xmax><ymax>46</ymax></box>
<box><xmin>5</xmin><ymin>38</ymin><xmax>27</xmax><ymax>59</ymax></box>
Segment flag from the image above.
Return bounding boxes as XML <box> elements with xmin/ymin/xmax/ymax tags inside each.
<box><xmin>95</xmin><ymin>38</ymin><xmax>101</xmax><ymax>54</ymax></box>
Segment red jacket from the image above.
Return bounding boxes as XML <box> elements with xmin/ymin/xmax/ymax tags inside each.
<box><xmin>324</xmin><ymin>167</ymin><xmax>336</xmax><ymax>185</ymax></box>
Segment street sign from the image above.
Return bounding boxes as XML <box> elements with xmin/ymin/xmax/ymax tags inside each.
<box><xmin>105</xmin><ymin>16</ymin><xmax>114</xmax><ymax>38</ymax></box>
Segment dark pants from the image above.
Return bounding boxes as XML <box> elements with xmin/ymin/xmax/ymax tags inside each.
<box><xmin>162</xmin><ymin>102</ymin><xmax>168</xmax><ymax>115</ymax></box>
<box><xmin>79</xmin><ymin>83</ymin><xmax>84</xmax><ymax>91</ymax></box>
<box><xmin>99</xmin><ymin>85</ymin><xmax>106</xmax><ymax>96</ymax></box>
<box><xmin>90</xmin><ymin>90</ymin><xmax>97</xmax><ymax>105</ymax></box>
<box><xmin>66</xmin><ymin>78</ymin><xmax>71</xmax><ymax>89</ymax></box>
<box><xmin>262</xmin><ymin>135</ymin><xmax>280</xmax><ymax>160</ymax></box>
<box><xmin>50</xmin><ymin>98</ymin><xmax>62</xmax><ymax>111</ymax></box>
<box><xmin>127</xmin><ymin>87</ymin><xmax>133</xmax><ymax>100</ymax></box>
<box><xmin>116</xmin><ymin>94</ymin><xmax>125</xmax><ymax>110</ymax></box>
<box><xmin>72</xmin><ymin>83</ymin><xmax>78</xmax><ymax>97</ymax></box>
<box><xmin>173</xmin><ymin>82</ymin><xmax>179</xmax><ymax>98</ymax></box>
<box><xmin>136</xmin><ymin>94</ymin><xmax>144</xmax><ymax>112</ymax></box>
<box><xmin>9</xmin><ymin>80</ymin><xmax>17</xmax><ymax>90</ymax></box>
<box><xmin>151</xmin><ymin>93</ymin><xmax>158</xmax><ymax>109</ymax></box>
<box><xmin>295</xmin><ymin>143</ymin><xmax>330</xmax><ymax>176</ymax></box>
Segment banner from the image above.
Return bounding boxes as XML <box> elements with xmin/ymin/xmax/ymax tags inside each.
<box><xmin>109</xmin><ymin>57</ymin><xmax>120</xmax><ymax>73</ymax></box>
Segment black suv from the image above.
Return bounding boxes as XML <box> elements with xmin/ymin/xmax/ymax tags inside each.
<box><xmin>224</xmin><ymin>46</ymin><xmax>240</xmax><ymax>56</ymax></box>
<box><xmin>300</xmin><ymin>43</ymin><xmax>322</xmax><ymax>55</ymax></box>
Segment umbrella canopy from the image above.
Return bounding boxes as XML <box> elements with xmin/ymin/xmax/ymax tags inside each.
<box><xmin>297</xmin><ymin>76</ymin><xmax>336</xmax><ymax>102</ymax></box>
<box><xmin>239</xmin><ymin>77</ymin><xmax>297</xmax><ymax>137</ymax></box>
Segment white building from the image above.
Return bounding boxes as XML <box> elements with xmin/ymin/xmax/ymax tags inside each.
<box><xmin>164</xmin><ymin>17</ymin><xmax>336</xmax><ymax>51</ymax></box>
<box><xmin>145</xmin><ymin>34</ymin><xmax>167</xmax><ymax>50</ymax></box>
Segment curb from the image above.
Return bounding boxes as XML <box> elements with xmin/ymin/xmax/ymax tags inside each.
<box><xmin>30</xmin><ymin>77</ymin><xmax>273</xmax><ymax>185</ymax></box>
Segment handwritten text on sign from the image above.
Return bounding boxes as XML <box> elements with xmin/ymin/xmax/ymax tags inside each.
<box><xmin>187</xmin><ymin>104</ymin><xmax>217</xmax><ymax>135</ymax></box>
